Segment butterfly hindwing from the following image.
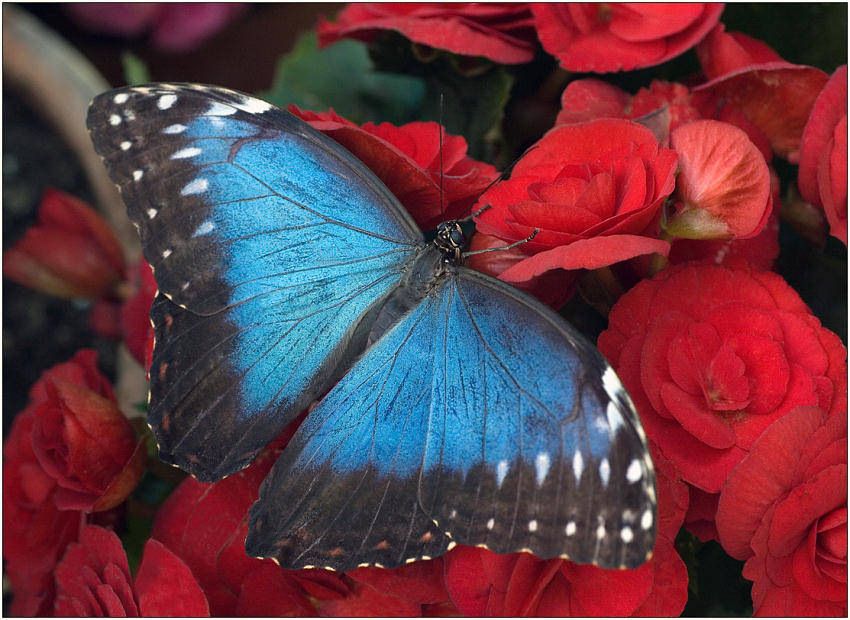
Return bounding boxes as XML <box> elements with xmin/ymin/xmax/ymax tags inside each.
<box><xmin>246</xmin><ymin>268</ymin><xmax>656</xmax><ymax>570</ymax></box>
<box><xmin>87</xmin><ymin>84</ymin><xmax>423</xmax><ymax>479</ymax></box>
<box><xmin>420</xmin><ymin>269</ymin><xmax>656</xmax><ymax>569</ymax></box>
<box><xmin>245</xmin><ymin>296</ymin><xmax>452</xmax><ymax>569</ymax></box>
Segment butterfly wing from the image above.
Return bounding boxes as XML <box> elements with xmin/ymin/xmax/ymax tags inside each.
<box><xmin>420</xmin><ymin>268</ymin><xmax>656</xmax><ymax>569</ymax></box>
<box><xmin>246</xmin><ymin>267</ymin><xmax>656</xmax><ymax>570</ymax></box>
<box><xmin>87</xmin><ymin>84</ymin><xmax>423</xmax><ymax>480</ymax></box>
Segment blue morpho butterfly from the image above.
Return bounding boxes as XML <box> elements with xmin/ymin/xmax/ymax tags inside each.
<box><xmin>87</xmin><ymin>83</ymin><xmax>657</xmax><ymax>571</ymax></box>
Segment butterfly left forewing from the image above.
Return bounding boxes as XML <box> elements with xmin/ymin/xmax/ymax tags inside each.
<box><xmin>87</xmin><ymin>84</ymin><xmax>424</xmax><ymax>480</ymax></box>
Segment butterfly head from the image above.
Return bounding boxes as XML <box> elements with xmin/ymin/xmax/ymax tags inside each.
<box><xmin>434</xmin><ymin>221</ymin><xmax>465</xmax><ymax>264</ymax></box>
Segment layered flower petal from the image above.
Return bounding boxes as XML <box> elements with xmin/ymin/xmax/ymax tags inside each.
<box><xmin>318</xmin><ymin>3</ymin><xmax>537</xmax><ymax>64</ymax></box>
<box><xmin>3</xmin><ymin>189</ymin><xmax>125</xmax><ymax>299</ymax></box>
<box><xmin>666</xmin><ymin>120</ymin><xmax>771</xmax><ymax>240</ymax></box>
<box><xmin>533</xmin><ymin>3</ymin><xmax>723</xmax><ymax>73</ymax></box>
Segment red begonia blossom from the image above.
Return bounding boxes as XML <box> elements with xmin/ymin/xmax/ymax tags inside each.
<box><xmin>693</xmin><ymin>25</ymin><xmax>829</xmax><ymax>161</ymax></box>
<box><xmin>3</xmin><ymin>350</ymin><xmax>134</xmax><ymax>615</ymax></box>
<box><xmin>716</xmin><ymin>407</ymin><xmax>847</xmax><ymax>616</ymax></box>
<box><xmin>54</xmin><ymin>525</ymin><xmax>210</xmax><ymax>616</ymax></box>
<box><xmin>318</xmin><ymin>3</ymin><xmax>537</xmax><ymax>65</ymax></box>
<box><xmin>665</xmin><ymin>119</ymin><xmax>771</xmax><ymax>240</ymax></box>
<box><xmin>598</xmin><ymin>263</ymin><xmax>847</xmax><ymax>494</ymax></box>
<box><xmin>444</xmin><ymin>545</ymin><xmax>654</xmax><ymax>616</ymax></box>
<box><xmin>290</xmin><ymin>106</ymin><xmax>498</xmax><ymax>229</ymax></box>
<box><xmin>150</xmin><ymin>425</ymin><xmax>347</xmax><ymax>616</ymax></box>
<box><xmin>322</xmin><ymin>559</ymin><xmax>458</xmax><ymax>616</ymax></box>
<box><xmin>472</xmin><ymin>119</ymin><xmax>677</xmax><ymax>284</ymax></box>
<box><xmin>532</xmin><ymin>3</ymin><xmax>724</xmax><ymax>73</ymax></box>
<box><xmin>121</xmin><ymin>259</ymin><xmax>157</xmax><ymax>368</ymax></box>
<box><xmin>3</xmin><ymin>407</ymin><xmax>81</xmax><ymax>616</ymax></box>
<box><xmin>557</xmin><ymin>79</ymin><xmax>703</xmax><ymax>139</ymax></box>
<box><xmin>3</xmin><ymin>188</ymin><xmax>125</xmax><ymax>300</ymax></box>
<box><xmin>696</xmin><ymin>23</ymin><xmax>783</xmax><ymax>80</ymax></box>
<box><xmin>798</xmin><ymin>64</ymin><xmax>847</xmax><ymax>245</ymax></box>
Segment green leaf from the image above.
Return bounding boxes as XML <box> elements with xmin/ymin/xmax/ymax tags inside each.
<box><xmin>261</xmin><ymin>32</ymin><xmax>425</xmax><ymax>125</ymax></box>
<box><xmin>366</xmin><ymin>32</ymin><xmax>514</xmax><ymax>163</ymax></box>
<box><xmin>122</xmin><ymin>51</ymin><xmax>151</xmax><ymax>86</ymax></box>
<box><xmin>419</xmin><ymin>63</ymin><xmax>514</xmax><ymax>163</ymax></box>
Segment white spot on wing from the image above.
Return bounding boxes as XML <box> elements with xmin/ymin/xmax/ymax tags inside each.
<box><xmin>528</xmin><ymin>519</ymin><xmax>538</xmax><ymax>532</ymax></box>
<box><xmin>120</xmin><ymin>141</ymin><xmax>131</xmax><ymax>151</ymax></box>
<box><xmin>123</xmin><ymin>110</ymin><xmax>136</xmax><ymax>121</ymax></box>
<box><xmin>109</xmin><ymin>114</ymin><xmax>121</xmax><ymax>126</ymax></box>
<box><xmin>163</xmin><ymin>124</ymin><xmax>186</xmax><ymax>134</ymax></box>
<box><xmin>606</xmin><ymin>401</ymin><xmax>624</xmax><ymax>434</ymax></box>
<box><xmin>496</xmin><ymin>460</ymin><xmax>509</xmax><ymax>487</ymax></box>
<box><xmin>162</xmin><ymin>249</ymin><xmax>172</xmax><ymax>258</ymax></box>
<box><xmin>486</xmin><ymin>518</ymin><xmax>494</xmax><ymax>531</ymax></box>
<box><xmin>596</xmin><ymin>522</ymin><xmax>606</xmax><ymax>540</ymax></box>
<box><xmin>206</xmin><ymin>101</ymin><xmax>236</xmax><ymax>116</ymax></box>
<box><xmin>133</xmin><ymin>170</ymin><xmax>143</xmax><ymax>181</ymax></box>
<box><xmin>113</xmin><ymin>93</ymin><xmax>129</xmax><ymax>104</ymax></box>
<box><xmin>157</xmin><ymin>94</ymin><xmax>177</xmax><ymax>110</ymax></box>
<box><xmin>572</xmin><ymin>450</ymin><xmax>584</xmax><ymax>481</ymax></box>
<box><xmin>171</xmin><ymin>147</ymin><xmax>202</xmax><ymax>160</ymax></box>
<box><xmin>626</xmin><ymin>459</ymin><xmax>642</xmax><ymax>483</ymax></box>
<box><xmin>602</xmin><ymin>366</ymin><xmax>625</xmax><ymax>403</ymax></box>
<box><xmin>193</xmin><ymin>221</ymin><xmax>215</xmax><ymax>236</ymax></box>
<box><xmin>599</xmin><ymin>458</ymin><xmax>610</xmax><ymax>486</ymax></box>
<box><xmin>534</xmin><ymin>452</ymin><xmax>550</xmax><ymax>486</ymax></box>
<box><xmin>181</xmin><ymin>178</ymin><xmax>208</xmax><ymax>195</ymax></box>
<box><xmin>449</xmin><ymin>509</ymin><xmax>457</xmax><ymax>519</ymax></box>
<box><xmin>234</xmin><ymin>96</ymin><xmax>272</xmax><ymax>114</ymax></box>
<box><xmin>621</xmin><ymin>526</ymin><xmax>634</xmax><ymax>543</ymax></box>
<box><xmin>641</xmin><ymin>509</ymin><xmax>653</xmax><ymax>530</ymax></box>
<box><xmin>565</xmin><ymin>521</ymin><xmax>577</xmax><ymax>536</ymax></box>
<box><xmin>146</xmin><ymin>208</ymin><xmax>158</xmax><ymax>219</ymax></box>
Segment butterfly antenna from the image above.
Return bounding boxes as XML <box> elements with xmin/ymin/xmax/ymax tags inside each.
<box><xmin>464</xmin><ymin>228</ymin><xmax>540</xmax><ymax>257</ymax></box>
<box><xmin>456</xmin><ymin>143</ymin><xmax>541</xmax><ymax>224</ymax></box>
<box><xmin>439</xmin><ymin>92</ymin><xmax>445</xmax><ymax>220</ymax></box>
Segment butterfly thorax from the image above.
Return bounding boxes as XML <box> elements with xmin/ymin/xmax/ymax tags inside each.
<box><xmin>365</xmin><ymin>227</ymin><xmax>461</xmax><ymax>347</ymax></box>
<box><xmin>434</xmin><ymin>220</ymin><xmax>466</xmax><ymax>264</ymax></box>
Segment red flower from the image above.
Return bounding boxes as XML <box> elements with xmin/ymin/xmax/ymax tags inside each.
<box><xmin>54</xmin><ymin>525</ymin><xmax>209</xmax><ymax>616</ymax></box>
<box><xmin>25</xmin><ymin>351</ymin><xmax>145</xmax><ymax>513</ymax></box>
<box><xmin>290</xmin><ymin>106</ymin><xmax>498</xmax><ymax>230</ymax></box>
<box><xmin>693</xmin><ymin>25</ymin><xmax>829</xmax><ymax>160</ymax></box>
<box><xmin>318</xmin><ymin>3</ymin><xmax>537</xmax><ymax>65</ymax></box>
<box><xmin>3</xmin><ymin>188</ymin><xmax>125</xmax><ymax>300</ymax></box>
<box><xmin>66</xmin><ymin>3</ymin><xmax>246</xmax><ymax>53</ymax></box>
<box><xmin>696</xmin><ymin>23</ymin><xmax>782</xmax><ymax>80</ymax></box>
<box><xmin>665</xmin><ymin>119</ymin><xmax>771</xmax><ymax>240</ymax></box>
<box><xmin>532</xmin><ymin>3</ymin><xmax>724</xmax><ymax>73</ymax></box>
<box><xmin>557</xmin><ymin>79</ymin><xmax>704</xmax><ymax>135</ymax></box>
<box><xmin>444</xmin><ymin>545</ymin><xmax>654</xmax><ymax>616</ymax></box>
<box><xmin>597</xmin><ymin>263</ymin><xmax>847</xmax><ymax>495</ymax></box>
<box><xmin>322</xmin><ymin>559</ymin><xmax>458</xmax><ymax>616</ymax></box>
<box><xmin>3</xmin><ymin>406</ymin><xmax>81</xmax><ymax>616</ymax></box>
<box><xmin>716</xmin><ymin>407</ymin><xmax>847</xmax><ymax>616</ymax></box>
<box><xmin>472</xmin><ymin>119</ymin><xmax>676</xmax><ymax>283</ymax></box>
<box><xmin>668</xmin><ymin>171</ymin><xmax>781</xmax><ymax>271</ymax></box>
<box><xmin>150</xmin><ymin>425</ymin><xmax>346</xmax><ymax>616</ymax></box>
<box><xmin>121</xmin><ymin>259</ymin><xmax>157</xmax><ymax>368</ymax></box>
<box><xmin>798</xmin><ymin>64</ymin><xmax>847</xmax><ymax>246</ymax></box>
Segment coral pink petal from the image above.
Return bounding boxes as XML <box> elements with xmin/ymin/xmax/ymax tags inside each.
<box><xmin>497</xmin><ymin>235</ymin><xmax>670</xmax><ymax>282</ymax></box>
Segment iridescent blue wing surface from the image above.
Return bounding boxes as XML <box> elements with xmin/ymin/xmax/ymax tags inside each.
<box><xmin>87</xmin><ymin>84</ymin><xmax>423</xmax><ymax>480</ymax></box>
<box><xmin>246</xmin><ymin>265</ymin><xmax>656</xmax><ymax>571</ymax></box>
